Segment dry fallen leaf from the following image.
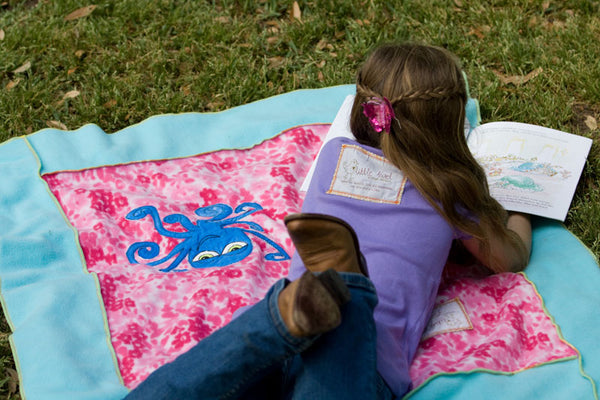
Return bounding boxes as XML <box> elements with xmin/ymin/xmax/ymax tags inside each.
<box><xmin>6</xmin><ymin>79</ymin><xmax>21</xmax><ymax>90</ymax></box>
<box><xmin>292</xmin><ymin>1</ymin><xmax>302</xmax><ymax>22</ymax></box>
<box><xmin>547</xmin><ymin>19</ymin><xmax>566</xmax><ymax>30</ymax></box>
<box><xmin>268</xmin><ymin>56</ymin><xmax>285</xmax><ymax>68</ymax></box>
<box><xmin>318</xmin><ymin>70</ymin><xmax>324</xmax><ymax>82</ymax></box>
<box><xmin>56</xmin><ymin>90</ymin><xmax>81</xmax><ymax>106</ymax></box>
<box><xmin>47</xmin><ymin>120</ymin><xmax>68</xmax><ymax>130</ymax></box>
<box><xmin>584</xmin><ymin>115</ymin><xmax>598</xmax><ymax>131</ymax></box>
<box><xmin>493</xmin><ymin>67</ymin><xmax>543</xmax><ymax>85</ymax></box>
<box><xmin>68</xmin><ymin>67</ymin><xmax>78</xmax><ymax>75</ymax></box>
<box><xmin>64</xmin><ymin>5</ymin><xmax>97</xmax><ymax>21</ymax></box>
<box><xmin>13</xmin><ymin>61</ymin><xmax>31</xmax><ymax>73</ymax></box>
<box><xmin>214</xmin><ymin>16</ymin><xmax>230</xmax><ymax>24</ymax></box>
<box><xmin>542</xmin><ymin>1</ymin><xmax>551</xmax><ymax>12</ymax></box>
<box><xmin>207</xmin><ymin>99</ymin><xmax>225</xmax><ymax>110</ymax></box>
<box><xmin>63</xmin><ymin>90</ymin><xmax>80</xmax><ymax>99</ymax></box>
<box><xmin>75</xmin><ymin>50</ymin><xmax>87</xmax><ymax>59</ymax></box>
<box><xmin>468</xmin><ymin>28</ymin><xmax>485</xmax><ymax>39</ymax></box>
<box><xmin>468</xmin><ymin>25</ymin><xmax>490</xmax><ymax>39</ymax></box>
<box><xmin>103</xmin><ymin>99</ymin><xmax>117</xmax><ymax>108</ymax></box>
<box><xmin>316</xmin><ymin>39</ymin><xmax>334</xmax><ymax>52</ymax></box>
<box><xmin>6</xmin><ymin>368</ymin><xmax>17</xmax><ymax>395</ymax></box>
<box><xmin>180</xmin><ymin>84</ymin><xmax>192</xmax><ymax>96</ymax></box>
<box><xmin>0</xmin><ymin>28</ymin><xmax>5</xmax><ymax>41</ymax></box>
<box><xmin>528</xmin><ymin>15</ymin><xmax>540</xmax><ymax>28</ymax></box>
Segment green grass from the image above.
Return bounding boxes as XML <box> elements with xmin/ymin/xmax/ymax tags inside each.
<box><xmin>1</xmin><ymin>0</ymin><xmax>599</xmax><ymax>397</ymax></box>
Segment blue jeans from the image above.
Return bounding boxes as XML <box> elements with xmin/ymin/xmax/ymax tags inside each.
<box><xmin>124</xmin><ymin>273</ymin><xmax>395</xmax><ymax>400</ymax></box>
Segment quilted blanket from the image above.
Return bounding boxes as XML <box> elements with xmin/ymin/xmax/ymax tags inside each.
<box><xmin>0</xmin><ymin>86</ymin><xmax>598</xmax><ymax>399</ymax></box>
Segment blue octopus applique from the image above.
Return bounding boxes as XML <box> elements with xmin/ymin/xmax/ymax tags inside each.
<box><xmin>125</xmin><ymin>202</ymin><xmax>289</xmax><ymax>272</ymax></box>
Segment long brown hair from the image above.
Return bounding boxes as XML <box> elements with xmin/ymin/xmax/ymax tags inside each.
<box><xmin>350</xmin><ymin>43</ymin><xmax>508</xmax><ymax>261</ymax></box>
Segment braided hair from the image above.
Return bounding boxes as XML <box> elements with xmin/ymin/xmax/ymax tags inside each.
<box><xmin>350</xmin><ymin>43</ymin><xmax>513</xmax><ymax>264</ymax></box>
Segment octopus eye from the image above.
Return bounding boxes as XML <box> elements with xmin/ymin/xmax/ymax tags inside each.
<box><xmin>193</xmin><ymin>250</ymin><xmax>219</xmax><ymax>262</ymax></box>
<box><xmin>223</xmin><ymin>241</ymin><xmax>248</xmax><ymax>254</ymax></box>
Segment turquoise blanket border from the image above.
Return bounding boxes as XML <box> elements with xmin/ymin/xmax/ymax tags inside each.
<box><xmin>1</xmin><ymin>85</ymin><xmax>598</xmax><ymax>399</ymax></box>
<box><xmin>27</xmin><ymin>85</ymin><xmax>355</xmax><ymax>174</ymax></box>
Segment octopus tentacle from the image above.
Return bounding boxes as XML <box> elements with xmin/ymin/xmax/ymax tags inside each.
<box><xmin>126</xmin><ymin>206</ymin><xmax>190</xmax><ymax>239</ymax></box>
<box><xmin>243</xmin><ymin>229</ymin><xmax>290</xmax><ymax>261</ymax></box>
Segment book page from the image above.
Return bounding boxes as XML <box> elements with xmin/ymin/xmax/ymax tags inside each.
<box><xmin>300</xmin><ymin>95</ymin><xmax>356</xmax><ymax>192</ymax></box>
<box><xmin>468</xmin><ymin>122</ymin><xmax>592</xmax><ymax>220</ymax></box>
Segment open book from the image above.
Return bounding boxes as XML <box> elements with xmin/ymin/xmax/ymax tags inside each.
<box><xmin>302</xmin><ymin>95</ymin><xmax>592</xmax><ymax>221</ymax></box>
<box><xmin>467</xmin><ymin>121</ymin><xmax>592</xmax><ymax>221</ymax></box>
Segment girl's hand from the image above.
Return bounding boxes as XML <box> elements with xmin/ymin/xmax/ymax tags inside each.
<box><xmin>506</xmin><ymin>212</ymin><xmax>532</xmax><ymax>257</ymax></box>
<box><xmin>460</xmin><ymin>212</ymin><xmax>532</xmax><ymax>273</ymax></box>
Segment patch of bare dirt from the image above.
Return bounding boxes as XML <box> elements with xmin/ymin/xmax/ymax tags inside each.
<box><xmin>570</xmin><ymin>101</ymin><xmax>600</xmax><ymax>139</ymax></box>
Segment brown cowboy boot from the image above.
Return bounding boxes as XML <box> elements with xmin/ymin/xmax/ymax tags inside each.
<box><xmin>284</xmin><ymin>213</ymin><xmax>368</xmax><ymax>276</ymax></box>
<box><xmin>278</xmin><ymin>270</ymin><xmax>350</xmax><ymax>337</ymax></box>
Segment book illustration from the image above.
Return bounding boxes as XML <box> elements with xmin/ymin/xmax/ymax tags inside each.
<box><xmin>476</xmin><ymin>152</ymin><xmax>573</xmax><ymax>194</ymax></box>
<box><xmin>467</xmin><ymin>122</ymin><xmax>592</xmax><ymax>221</ymax></box>
<box><xmin>496</xmin><ymin>175</ymin><xmax>542</xmax><ymax>192</ymax></box>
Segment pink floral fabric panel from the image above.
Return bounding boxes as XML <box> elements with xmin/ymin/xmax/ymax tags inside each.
<box><xmin>409</xmin><ymin>263</ymin><xmax>578</xmax><ymax>389</ymax></box>
<box><xmin>43</xmin><ymin>124</ymin><xmax>328</xmax><ymax>388</ymax></box>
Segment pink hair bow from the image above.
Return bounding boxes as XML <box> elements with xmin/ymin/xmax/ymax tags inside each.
<box><xmin>361</xmin><ymin>96</ymin><xmax>395</xmax><ymax>134</ymax></box>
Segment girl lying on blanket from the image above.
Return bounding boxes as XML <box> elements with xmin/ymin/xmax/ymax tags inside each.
<box><xmin>125</xmin><ymin>43</ymin><xmax>532</xmax><ymax>399</ymax></box>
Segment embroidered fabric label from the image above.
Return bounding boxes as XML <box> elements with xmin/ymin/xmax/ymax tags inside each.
<box><xmin>422</xmin><ymin>298</ymin><xmax>472</xmax><ymax>340</ymax></box>
<box><xmin>327</xmin><ymin>144</ymin><xmax>406</xmax><ymax>204</ymax></box>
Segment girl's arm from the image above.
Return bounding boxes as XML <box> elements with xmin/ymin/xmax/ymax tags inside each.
<box><xmin>460</xmin><ymin>212</ymin><xmax>532</xmax><ymax>273</ymax></box>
